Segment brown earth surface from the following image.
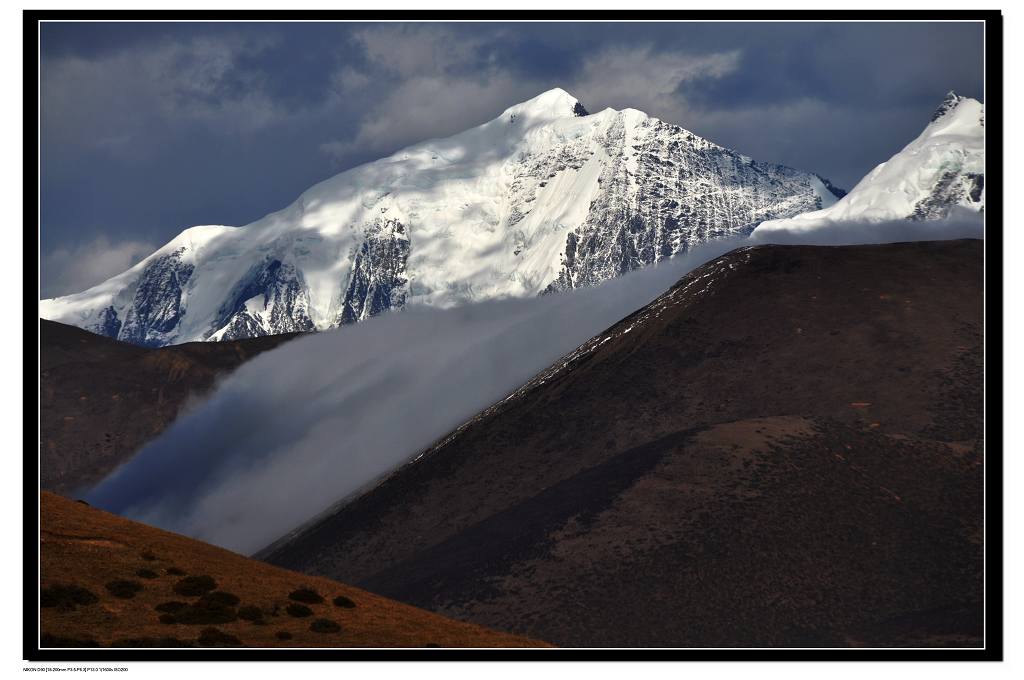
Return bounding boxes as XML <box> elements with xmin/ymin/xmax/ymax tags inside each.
<box><xmin>263</xmin><ymin>239</ymin><xmax>984</xmax><ymax>648</ymax></box>
<box><xmin>39</xmin><ymin>320</ymin><xmax>299</xmax><ymax>495</ymax></box>
<box><xmin>38</xmin><ymin>491</ymin><xmax>550</xmax><ymax>649</ymax></box>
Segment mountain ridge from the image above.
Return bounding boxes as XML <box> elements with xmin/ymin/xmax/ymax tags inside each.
<box><xmin>263</xmin><ymin>238</ymin><xmax>983</xmax><ymax>648</ymax></box>
<box><xmin>41</xmin><ymin>87</ymin><xmax>843</xmax><ymax>346</ymax></box>
<box><xmin>40</xmin><ymin>319</ymin><xmax>300</xmax><ymax>495</ymax></box>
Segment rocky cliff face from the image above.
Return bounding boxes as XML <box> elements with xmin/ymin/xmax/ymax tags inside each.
<box><xmin>89</xmin><ymin>248</ymin><xmax>195</xmax><ymax>347</ymax></box>
<box><xmin>338</xmin><ymin>219</ymin><xmax>412</xmax><ymax>325</ymax></box>
<box><xmin>547</xmin><ymin>115</ymin><xmax>834</xmax><ymax>292</ymax></box>
<box><xmin>42</xmin><ymin>88</ymin><xmax>842</xmax><ymax>346</ymax></box>
<box><xmin>210</xmin><ymin>258</ymin><xmax>316</xmax><ymax>341</ymax></box>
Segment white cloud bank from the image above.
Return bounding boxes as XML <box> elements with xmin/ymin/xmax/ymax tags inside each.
<box><xmin>41</xmin><ymin>236</ymin><xmax>157</xmax><ymax>298</ymax></box>
<box><xmin>749</xmin><ymin>207</ymin><xmax>984</xmax><ymax>245</ymax></box>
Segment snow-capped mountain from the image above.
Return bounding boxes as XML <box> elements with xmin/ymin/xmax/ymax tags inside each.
<box><xmin>753</xmin><ymin>92</ymin><xmax>984</xmax><ymax>238</ymax></box>
<box><xmin>41</xmin><ymin>88</ymin><xmax>842</xmax><ymax>346</ymax></box>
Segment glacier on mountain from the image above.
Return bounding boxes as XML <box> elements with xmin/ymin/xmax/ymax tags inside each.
<box><xmin>41</xmin><ymin>88</ymin><xmax>841</xmax><ymax>346</ymax></box>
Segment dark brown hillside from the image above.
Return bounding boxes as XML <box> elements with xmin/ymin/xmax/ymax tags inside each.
<box><xmin>39</xmin><ymin>320</ymin><xmax>300</xmax><ymax>494</ymax></box>
<box><xmin>264</xmin><ymin>239</ymin><xmax>984</xmax><ymax>648</ymax></box>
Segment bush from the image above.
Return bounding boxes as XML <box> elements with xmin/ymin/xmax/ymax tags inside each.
<box><xmin>286</xmin><ymin>603</ymin><xmax>313</xmax><ymax>618</ymax></box>
<box><xmin>105</xmin><ymin>579</ymin><xmax>143</xmax><ymax>599</ymax></box>
<box><xmin>136</xmin><ymin>569</ymin><xmax>159</xmax><ymax>579</ymax></box>
<box><xmin>288</xmin><ymin>587</ymin><xmax>324</xmax><ymax>604</ymax></box>
<box><xmin>173</xmin><ymin>575</ymin><xmax>217</xmax><ymax>597</ymax></box>
<box><xmin>197</xmin><ymin>627</ymin><xmax>242</xmax><ymax>647</ymax></box>
<box><xmin>309</xmin><ymin>618</ymin><xmax>341</xmax><ymax>634</ymax></box>
<box><xmin>202</xmin><ymin>591</ymin><xmax>240</xmax><ymax>607</ymax></box>
<box><xmin>166</xmin><ymin>567</ymin><xmax>186</xmax><ymax>576</ymax></box>
<box><xmin>168</xmin><ymin>598</ymin><xmax>237</xmax><ymax>625</ymax></box>
<box><xmin>158</xmin><ymin>614</ymin><xmax>177</xmax><ymax>625</ymax></box>
<box><xmin>155</xmin><ymin>601</ymin><xmax>189</xmax><ymax>613</ymax></box>
<box><xmin>41</xmin><ymin>584</ymin><xmax>99</xmax><ymax>611</ymax></box>
<box><xmin>40</xmin><ymin>633</ymin><xmax>100</xmax><ymax>647</ymax></box>
<box><xmin>332</xmin><ymin>595</ymin><xmax>356</xmax><ymax>609</ymax></box>
<box><xmin>140</xmin><ymin>551</ymin><xmax>157</xmax><ymax>561</ymax></box>
<box><xmin>425</xmin><ymin>643</ymin><xmax>441</xmax><ymax>648</ymax></box>
<box><xmin>237</xmin><ymin>605</ymin><xmax>264</xmax><ymax>622</ymax></box>
<box><xmin>110</xmin><ymin>636</ymin><xmax>193</xmax><ymax>648</ymax></box>
<box><xmin>275</xmin><ymin>630</ymin><xmax>293</xmax><ymax>640</ymax></box>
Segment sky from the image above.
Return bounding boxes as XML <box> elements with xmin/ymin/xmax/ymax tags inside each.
<box><xmin>39</xmin><ymin>21</ymin><xmax>985</xmax><ymax>297</ymax></box>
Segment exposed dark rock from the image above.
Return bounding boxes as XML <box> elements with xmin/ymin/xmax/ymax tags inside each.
<box><xmin>546</xmin><ymin>116</ymin><xmax>836</xmax><ymax>292</ymax></box>
<box><xmin>911</xmin><ymin>168</ymin><xmax>985</xmax><ymax>220</ymax></box>
<box><xmin>211</xmin><ymin>258</ymin><xmax>315</xmax><ymax>340</ymax></box>
<box><xmin>931</xmin><ymin>91</ymin><xmax>965</xmax><ymax>122</ymax></box>
<box><xmin>116</xmin><ymin>248</ymin><xmax>195</xmax><ymax>346</ymax></box>
<box><xmin>338</xmin><ymin>219</ymin><xmax>411</xmax><ymax>325</ymax></box>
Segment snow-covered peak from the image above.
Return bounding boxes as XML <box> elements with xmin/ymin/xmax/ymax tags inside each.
<box><xmin>919</xmin><ymin>92</ymin><xmax>983</xmax><ymax>141</ymax></box>
<box><xmin>930</xmin><ymin>90</ymin><xmax>967</xmax><ymax>123</ymax></box>
<box><xmin>752</xmin><ymin>91</ymin><xmax>984</xmax><ymax>237</ymax></box>
<box><xmin>501</xmin><ymin>88</ymin><xmax>587</xmax><ymax>124</ymax></box>
<box><xmin>42</xmin><ymin>87</ymin><xmax>842</xmax><ymax>346</ymax></box>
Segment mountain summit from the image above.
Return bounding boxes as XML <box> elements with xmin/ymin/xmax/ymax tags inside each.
<box><xmin>931</xmin><ymin>90</ymin><xmax>967</xmax><ymax>122</ymax></box>
<box><xmin>41</xmin><ymin>88</ymin><xmax>842</xmax><ymax>346</ymax></box>
<box><xmin>501</xmin><ymin>87</ymin><xmax>587</xmax><ymax>123</ymax></box>
<box><xmin>754</xmin><ymin>92</ymin><xmax>984</xmax><ymax>237</ymax></box>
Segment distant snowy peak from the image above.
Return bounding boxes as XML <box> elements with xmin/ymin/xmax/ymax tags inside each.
<box><xmin>502</xmin><ymin>87</ymin><xmax>585</xmax><ymax>124</ymax></box>
<box><xmin>753</xmin><ymin>91</ymin><xmax>984</xmax><ymax>237</ymax></box>
<box><xmin>41</xmin><ymin>87</ymin><xmax>843</xmax><ymax>346</ymax></box>
<box><xmin>931</xmin><ymin>90</ymin><xmax>968</xmax><ymax>123</ymax></box>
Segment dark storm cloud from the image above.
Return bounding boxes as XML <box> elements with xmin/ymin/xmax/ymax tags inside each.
<box><xmin>39</xmin><ymin>21</ymin><xmax>984</xmax><ymax>296</ymax></box>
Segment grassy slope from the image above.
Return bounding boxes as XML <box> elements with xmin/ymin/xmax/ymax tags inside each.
<box><xmin>39</xmin><ymin>492</ymin><xmax>550</xmax><ymax>649</ymax></box>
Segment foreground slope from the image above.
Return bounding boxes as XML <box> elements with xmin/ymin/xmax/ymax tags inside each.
<box><xmin>265</xmin><ymin>239</ymin><xmax>984</xmax><ymax>648</ymax></box>
<box><xmin>39</xmin><ymin>492</ymin><xmax>548</xmax><ymax>648</ymax></box>
<box><xmin>41</xmin><ymin>88</ymin><xmax>839</xmax><ymax>346</ymax></box>
<box><xmin>40</xmin><ymin>320</ymin><xmax>297</xmax><ymax>494</ymax></box>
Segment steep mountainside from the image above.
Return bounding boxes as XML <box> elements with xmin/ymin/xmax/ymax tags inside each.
<box><xmin>41</xmin><ymin>88</ymin><xmax>841</xmax><ymax>346</ymax></box>
<box><xmin>40</xmin><ymin>320</ymin><xmax>298</xmax><ymax>495</ymax></box>
<box><xmin>38</xmin><ymin>492</ymin><xmax>548</xmax><ymax>648</ymax></box>
<box><xmin>754</xmin><ymin>92</ymin><xmax>984</xmax><ymax>237</ymax></box>
<box><xmin>264</xmin><ymin>240</ymin><xmax>984</xmax><ymax>648</ymax></box>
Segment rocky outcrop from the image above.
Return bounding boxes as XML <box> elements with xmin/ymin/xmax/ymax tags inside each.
<box><xmin>547</xmin><ymin>115</ymin><xmax>837</xmax><ymax>291</ymax></box>
<box><xmin>338</xmin><ymin>219</ymin><xmax>411</xmax><ymax>325</ymax></box>
<box><xmin>115</xmin><ymin>248</ymin><xmax>194</xmax><ymax>347</ymax></box>
<box><xmin>210</xmin><ymin>258</ymin><xmax>315</xmax><ymax>341</ymax></box>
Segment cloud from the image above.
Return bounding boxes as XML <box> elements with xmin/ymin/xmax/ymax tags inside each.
<box><xmin>570</xmin><ymin>46</ymin><xmax>742</xmax><ymax>123</ymax></box>
<box><xmin>319</xmin><ymin>25</ymin><xmax>743</xmax><ymax>163</ymax></box>
<box><xmin>40</xmin><ymin>236</ymin><xmax>157</xmax><ymax>298</ymax></box>
<box><xmin>322</xmin><ymin>74</ymin><xmax>546</xmax><ymax>160</ymax></box>
<box><xmin>42</xmin><ymin>34</ymin><xmax>286</xmax><ymax>159</ymax></box>
<box><xmin>350</xmin><ymin>24</ymin><xmax>493</xmax><ymax>79</ymax></box>
<box><xmin>750</xmin><ymin>209</ymin><xmax>985</xmax><ymax>245</ymax></box>
<box><xmin>317</xmin><ymin>26</ymin><xmax>549</xmax><ymax>159</ymax></box>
